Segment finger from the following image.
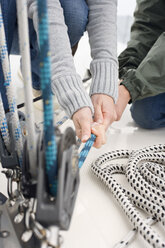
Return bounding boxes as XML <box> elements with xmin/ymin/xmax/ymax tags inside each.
<box><xmin>92</xmin><ymin>127</ymin><xmax>102</xmax><ymax>148</ymax></box>
<box><xmin>72</xmin><ymin>118</ymin><xmax>81</xmax><ymax>139</ymax></box>
<box><xmin>103</xmin><ymin>112</ymin><xmax>111</xmax><ymax>130</ymax></box>
<box><xmin>91</xmin><ymin>125</ymin><xmax>106</xmax><ymax>148</ymax></box>
<box><xmin>76</xmin><ymin>129</ymin><xmax>82</xmax><ymax>140</ymax></box>
<box><xmin>102</xmin><ymin>135</ymin><xmax>106</xmax><ymax>145</ymax></box>
<box><xmin>115</xmin><ymin>104</ymin><xmax>121</xmax><ymax>121</ymax></box>
<box><xmin>103</xmin><ymin>109</ymin><xmax>117</xmax><ymax>130</ymax></box>
<box><xmin>72</xmin><ymin>107</ymin><xmax>92</xmax><ymax>141</ymax></box>
<box><xmin>101</xmin><ymin>129</ymin><xmax>106</xmax><ymax>144</ymax></box>
<box><xmin>93</xmin><ymin>104</ymin><xmax>103</xmax><ymax>124</ymax></box>
<box><xmin>114</xmin><ymin>109</ymin><xmax>117</xmax><ymax>121</ymax></box>
<box><xmin>81</xmin><ymin>120</ymin><xmax>91</xmax><ymax>142</ymax></box>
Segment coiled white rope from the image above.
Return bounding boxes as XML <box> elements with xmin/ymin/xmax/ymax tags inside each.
<box><xmin>91</xmin><ymin>144</ymin><xmax>165</xmax><ymax>248</ymax></box>
<box><xmin>16</xmin><ymin>0</ymin><xmax>37</xmax><ymax>176</ymax></box>
<box><xmin>0</xmin><ymin>5</ymin><xmax>23</xmax><ymax>163</ymax></box>
<box><xmin>0</xmin><ymin>93</ymin><xmax>10</xmax><ymax>151</ymax></box>
<box><xmin>113</xmin><ymin>217</ymin><xmax>156</xmax><ymax>248</ymax></box>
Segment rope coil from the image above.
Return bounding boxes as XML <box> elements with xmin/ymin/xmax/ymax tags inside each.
<box><xmin>91</xmin><ymin>144</ymin><xmax>165</xmax><ymax>248</ymax></box>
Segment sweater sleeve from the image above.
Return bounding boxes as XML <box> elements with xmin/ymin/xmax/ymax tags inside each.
<box><xmin>27</xmin><ymin>0</ymin><xmax>94</xmax><ymax>117</ymax></box>
<box><xmin>86</xmin><ymin>0</ymin><xmax>118</xmax><ymax>103</ymax></box>
<box><xmin>120</xmin><ymin>32</ymin><xmax>165</xmax><ymax>103</ymax></box>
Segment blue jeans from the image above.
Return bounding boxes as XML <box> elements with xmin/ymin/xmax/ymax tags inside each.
<box><xmin>130</xmin><ymin>93</ymin><xmax>165</xmax><ymax>129</ymax></box>
<box><xmin>0</xmin><ymin>0</ymin><xmax>88</xmax><ymax>109</ymax></box>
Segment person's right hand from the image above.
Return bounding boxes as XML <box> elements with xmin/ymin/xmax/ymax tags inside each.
<box><xmin>91</xmin><ymin>122</ymin><xmax>106</xmax><ymax>148</ymax></box>
<box><xmin>72</xmin><ymin>107</ymin><xmax>106</xmax><ymax>148</ymax></box>
<box><xmin>91</xmin><ymin>94</ymin><xmax>117</xmax><ymax>131</ymax></box>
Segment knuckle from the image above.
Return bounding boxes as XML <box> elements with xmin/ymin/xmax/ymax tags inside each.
<box><xmin>116</xmin><ymin>116</ymin><xmax>121</xmax><ymax>121</ymax></box>
<box><xmin>105</xmin><ymin>112</ymin><xmax>111</xmax><ymax>119</ymax></box>
<box><xmin>82</xmin><ymin>126</ymin><xmax>90</xmax><ymax>135</ymax></box>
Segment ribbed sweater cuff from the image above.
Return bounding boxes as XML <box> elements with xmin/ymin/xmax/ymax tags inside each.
<box><xmin>51</xmin><ymin>75</ymin><xmax>94</xmax><ymax>118</ymax></box>
<box><xmin>89</xmin><ymin>60</ymin><xmax>118</xmax><ymax>103</ymax></box>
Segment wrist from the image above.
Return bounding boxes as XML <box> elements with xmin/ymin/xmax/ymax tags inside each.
<box><xmin>91</xmin><ymin>93</ymin><xmax>115</xmax><ymax>104</ymax></box>
<box><xmin>119</xmin><ymin>84</ymin><xmax>131</xmax><ymax>102</ymax></box>
<box><xmin>72</xmin><ymin>106</ymin><xmax>92</xmax><ymax>119</ymax></box>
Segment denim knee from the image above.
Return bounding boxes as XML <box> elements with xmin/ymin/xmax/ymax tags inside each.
<box><xmin>59</xmin><ymin>0</ymin><xmax>89</xmax><ymax>47</ymax></box>
<box><xmin>130</xmin><ymin>98</ymin><xmax>160</xmax><ymax>129</ymax></box>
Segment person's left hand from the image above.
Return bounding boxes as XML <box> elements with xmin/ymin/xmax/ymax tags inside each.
<box><xmin>91</xmin><ymin>94</ymin><xmax>117</xmax><ymax>131</ymax></box>
<box><xmin>72</xmin><ymin>106</ymin><xmax>106</xmax><ymax>149</ymax></box>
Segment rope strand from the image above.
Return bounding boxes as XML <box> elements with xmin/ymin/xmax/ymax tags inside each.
<box><xmin>79</xmin><ymin>134</ymin><xmax>96</xmax><ymax>168</ymax></box>
<box><xmin>0</xmin><ymin>93</ymin><xmax>10</xmax><ymax>151</ymax></box>
<box><xmin>0</xmin><ymin>5</ymin><xmax>23</xmax><ymax>164</ymax></box>
<box><xmin>37</xmin><ymin>0</ymin><xmax>57</xmax><ymax>196</ymax></box>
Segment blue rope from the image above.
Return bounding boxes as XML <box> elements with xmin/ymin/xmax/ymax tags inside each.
<box><xmin>78</xmin><ymin>134</ymin><xmax>96</xmax><ymax>168</ymax></box>
<box><xmin>54</xmin><ymin>116</ymin><xmax>96</xmax><ymax>168</ymax></box>
<box><xmin>37</xmin><ymin>0</ymin><xmax>57</xmax><ymax>196</ymax></box>
<box><xmin>37</xmin><ymin>0</ymin><xmax>95</xmax><ymax>192</ymax></box>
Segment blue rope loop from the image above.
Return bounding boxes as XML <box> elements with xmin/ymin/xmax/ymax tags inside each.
<box><xmin>37</xmin><ymin>0</ymin><xmax>57</xmax><ymax>196</ymax></box>
<box><xmin>78</xmin><ymin>134</ymin><xmax>96</xmax><ymax>168</ymax></box>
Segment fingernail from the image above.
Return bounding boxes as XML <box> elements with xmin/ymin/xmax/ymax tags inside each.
<box><xmin>82</xmin><ymin>135</ymin><xmax>89</xmax><ymax>142</ymax></box>
<box><xmin>97</xmin><ymin>119</ymin><xmax>103</xmax><ymax>124</ymax></box>
<box><xmin>91</xmin><ymin>127</ymin><xmax>97</xmax><ymax>132</ymax></box>
<box><xmin>91</xmin><ymin>122</ymin><xmax>98</xmax><ymax>127</ymax></box>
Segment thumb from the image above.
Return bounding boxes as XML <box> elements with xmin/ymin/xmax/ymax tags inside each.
<box><xmin>114</xmin><ymin>109</ymin><xmax>117</xmax><ymax>121</ymax></box>
<box><xmin>94</xmin><ymin>105</ymin><xmax>103</xmax><ymax>124</ymax></box>
<box><xmin>103</xmin><ymin>112</ymin><xmax>111</xmax><ymax>130</ymax></box>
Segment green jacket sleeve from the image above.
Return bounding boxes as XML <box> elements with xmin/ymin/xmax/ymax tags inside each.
<box><xmin>119</xmin><ymin>0</ymin><xmax>165</xmax><ymax>78</ymax></box>
<box><xmin>118</xmin><ymin>0</ymin><xmax>165</xmax><ymax>102</ymax></box>
<box><xmin>120</xmin><ymin>33</ymin><xmax>165</xmax><ymax>102</ymax></box>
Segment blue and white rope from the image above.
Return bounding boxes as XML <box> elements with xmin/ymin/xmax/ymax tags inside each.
<box><xmin>0</xmin><ymin>93</ymin><xmax>10</xmax><ymax>151</ymax></box>
<box><xmin>54</xmin><ymin>113</ymin><xmax>96</xmax><ymax>168</ymax></box>
<box><xmin>113</xmin><ymin>217</ymin><xmax>156</xmax><ymax>248</ymax></box>
<box><xmin>91</xmin><ymin>144</ymin><xmax>165</xmax><ymax>247</ymax></box>
<box><xmin>79</xmin><ymin>134</ymin><xmax>96</xmax><ymax>168</ymax></box>
<box><xmin>37</xmin><ymin>0</ymin><xmax>57</xmax><ymax>196</ymax></box>
<box><xmin>55</xmin><ymin>115</ymin><xmax>68</xmax><ymax>127</ymax></box>
<box><xmin>0</xmin><ymin>4</ymin><xmax>23</xmax><ymax>164</ymax></box>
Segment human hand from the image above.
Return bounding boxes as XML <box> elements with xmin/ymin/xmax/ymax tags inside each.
<box><xmin>115</xmin><ymin>84</ymin><xmax>131</xmax><ymax>121</ymax></box>
<box><xmin>72</xmin><ymin>107</ymin><xmax>106</xmax><ymax>148</ymax></box>
<box><xmin>72</xmin><ymin>107</ymin><xmax>93</xmax><ymax>143</ymax></box>
<box><xmin>91</xmin><ymin>94</ymin><xmax>117</xmax><ymax>131</ymax></box>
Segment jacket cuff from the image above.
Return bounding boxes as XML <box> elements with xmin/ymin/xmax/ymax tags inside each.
<box><xmin>89</xmin><ymin>60</ymin><xmax>118</xmax><ymax>103</ymax></box>
<box><xmin>51</xmin><ymin>75</ymin><xmax>94</xmax><ymax>118</ymax></box>
<box><xmin>120</xmin><ymin>69</ymin><xmax>142</xmax><ymax>103</ymax></box>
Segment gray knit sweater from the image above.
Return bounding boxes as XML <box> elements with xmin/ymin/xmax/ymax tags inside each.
<box><xmin>27</xmin><ymin>0</ymin><xmax>118</xmax><ymax>118</ymax></box>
